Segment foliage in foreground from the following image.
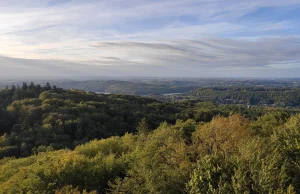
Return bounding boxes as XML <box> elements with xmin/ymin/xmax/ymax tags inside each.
<box><xmin>0</xmin><ymin>113</ymin><xmax>299</xmax><ymax>194</ymax></box>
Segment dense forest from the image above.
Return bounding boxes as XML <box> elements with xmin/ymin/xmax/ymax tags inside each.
<box><xmin>182</xmin><ymin>87</ymin><xmax>300</xmax><ymax>107</ymax></box>
<box><xmin>1</xmin><ymin>113</ymin><xmax>299</xmax><ymax>193</ymax></box>
<box><xmin>0</xmin><ymin>83</ymin><xmax>299</xmax><ymax>193</ymax></box>
<box><xmin>1</xmin><ymin>82</ymin><xmax>288</xmax><ymax>159</ymax></box>
<box><xmin>40</xmin><ymin>80</ymin><xmax>198</xmax><ymax>95</ymax></box>
<box><xmin>0</xmin><ymin>82</ymin><xmax>189</xmax><ymax>158</ymax></box>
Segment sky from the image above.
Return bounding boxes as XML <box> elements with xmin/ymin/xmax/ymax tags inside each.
<box><xmin>1</xmin><ymin>0</ymin><xmax>300</xmax><ymax>77</ymax></box>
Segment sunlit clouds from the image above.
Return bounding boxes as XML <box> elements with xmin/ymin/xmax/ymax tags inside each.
<box><xmin>1</xmin><ymin>0</ymin><xmax>300</xmax><ymax>77</ymax></box>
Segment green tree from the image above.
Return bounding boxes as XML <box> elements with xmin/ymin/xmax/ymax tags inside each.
<box><xmin>136</xmin><ymin>117</ymin><xmax>150</xmax><ymax>134</ymax></box>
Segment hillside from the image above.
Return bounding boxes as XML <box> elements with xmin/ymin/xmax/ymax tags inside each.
<box><xmin>3</xmin><ymin>83</ymin><xmax>300</xmax><ymax>159</ymax></box>
<box><xmin>0</xmin><ymin>83</ymin><xmax>300</xmax><ymax>193</ymax></box>
<box><xmin>47</xmin><ymin>80</ymin><xmax>198</xmax><ymax>95</ymax></box>
<box><xmin>0</xmin><ymin>113</ymin><xmax>299</xmax><ymax>193</ymax></box>
<box><xmin>0</xmin><ymin>83</ymin><xmax>189</xmax><ymax>158</ymax></box>
<box><xmin>179</xmin><ymin>87</ymin><xmax>300</xmax><ymax>107</ymax></box>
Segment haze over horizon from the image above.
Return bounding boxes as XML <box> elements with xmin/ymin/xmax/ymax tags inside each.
<box><xmin>1</xmin><ymin>0</ymin><xmax>300</xmax><ymax>77</ymax></box>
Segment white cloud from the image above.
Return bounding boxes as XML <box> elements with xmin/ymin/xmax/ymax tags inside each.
<box><xmin>2</xmin><ymin>37</ymin><xmax>300</xmax><ymax>77</ymax></box>
<box><xmin>0</xmin><ymin>0</ymin><xmax>300</xmax><ymax>77</ymax></box>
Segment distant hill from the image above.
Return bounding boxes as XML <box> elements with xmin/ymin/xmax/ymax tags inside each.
<box><xmin>53</xmin><ymin>80</ymin><xmax>198</xmax><ymax>95</ymax></box>
<box><xmin>186</xmin><ymin>87</ymin><xmax>300</xmax><ymax>107</ymax></box>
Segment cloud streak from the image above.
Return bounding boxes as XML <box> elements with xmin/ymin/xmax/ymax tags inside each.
<box><xmin>0</xmin><ymin>0</ymin><xmax>300</xmax><ymax>77</ymax></box>
<box><xmin>92</xmin><ymin>37</ymin><xmax>300</xmax><ymax>69</ymax></box>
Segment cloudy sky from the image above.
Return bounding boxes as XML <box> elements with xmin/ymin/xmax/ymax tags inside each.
<box><xmin>1</xmin><ymin>0</ymin><xmax>300</xmax><ymax>77</ymax></box>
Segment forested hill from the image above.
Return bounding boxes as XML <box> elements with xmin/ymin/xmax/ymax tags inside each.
<box><xmin>0</xmin><ymin>82</ymin><xmax>187</xmax><ymax>158</ymax></box>
<box><xmin>185</xmin><ymin>87</ymin><xmax>300</xmax><ymax>107</ymax></box>
<box><xmin>1</xmin><ymin>113</ymin><xmax>299</xmax><ymax>193</ymax></box>
<box><xmin>0</xmin><ymin>83</ymin><xmax>300</xmax><ymax>193</ymax></box>
<box><xmin>2</xmin><ymin>83</ymin><xmax>300</xmax><ymax>159</ymax></box>
<box><xmin>53</xmin><ymin>80</ymin><xmax>198</xmax><ymax>95</ymax></box>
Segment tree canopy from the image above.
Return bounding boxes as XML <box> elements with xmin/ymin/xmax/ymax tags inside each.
<box><xmin>0</xmin><ymin>83</ymin><xmax>299</xmax><ymax>193</ymax></box>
